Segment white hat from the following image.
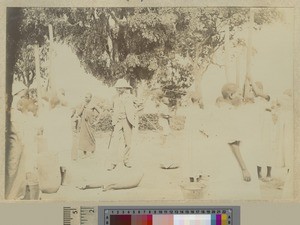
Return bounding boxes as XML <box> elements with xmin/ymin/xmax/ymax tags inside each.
<box><xmin>114</xmin><ymin>79</ymin><xmax>132</xmax><ymax>89</ymax></box>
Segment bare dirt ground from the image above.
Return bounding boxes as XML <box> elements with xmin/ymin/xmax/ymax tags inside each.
<box><xmin>40</xmin><ymin>130</ymin><xmax>289</xmax><ymax>202</ymax></box>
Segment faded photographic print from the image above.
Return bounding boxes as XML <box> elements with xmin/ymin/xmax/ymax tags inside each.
<box><xmin>5</xmin><ymin>7</ymin><xmax>294</xmax><ymax>201</ymax></box>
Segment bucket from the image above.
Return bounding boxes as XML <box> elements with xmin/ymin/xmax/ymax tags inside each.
<box><xmin>23</xmin><ymin>184</ymin><xmax>40</xmax><ymax>200</ymax></box>
<box><xmin>180</xmin><ymin>182</ymin><xmax>206</xmax><ymax>199</ymax></box>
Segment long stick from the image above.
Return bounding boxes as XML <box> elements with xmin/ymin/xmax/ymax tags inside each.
<box><xmin>48</xmin><ymin>24</ymin><xmax>55</xmax><ymax>95</ymax></box>
<box><xmin>34</xmin><ymin>44</ymin><xmax>42</xmax><ymax>115</ymax></box>
<box><xmin>107</xmin><ymin>129</ymin><xmax>114</xmax><ymax>149</ymax></box>
<box><xmin>225</xmin><ymin>23</ymin><xmax>230</xmax><ymax>82</ymax></box>
<box><xmin>236</xmin><ymin>53</ymin><xmax>240</xmax><ymax>87</ymax></box>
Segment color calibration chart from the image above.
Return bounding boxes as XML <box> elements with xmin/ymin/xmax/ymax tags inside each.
<box><xmin>63</xmin><ymin>206</ymin><xmax>240</xmax><ymax>225</ymax></box>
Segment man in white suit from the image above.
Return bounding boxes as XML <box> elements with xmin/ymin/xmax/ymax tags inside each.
<box><xmin>107</xmin><ymin>79</ymin><xmax>136</xmax><ymax>170</ymax></box>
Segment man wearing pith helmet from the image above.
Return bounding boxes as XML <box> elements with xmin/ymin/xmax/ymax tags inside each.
<box><xmin>107</xmin><ymin>78</ymin><xmax>136</xmax><ymax>170</ymax></box>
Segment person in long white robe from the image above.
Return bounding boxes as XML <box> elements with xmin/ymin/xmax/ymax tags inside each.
<box><xmin>250</xmin><ymin>81</ymin><xmax>277</xmax><ymax>181</ymax></box>
<box><xmin>42</xmin><ymin>96</ymin><xmax>73</xmax><ymax>185</ymax></box>
<box><xmin>277</xmin><ymin>90</ymin><xmax>293</xmax><ymax>198</ymax></box>
<box><xmin>6</xmin><ymin>97</ymin><xmax>39</xmax><ymax>199</ymax></box>
<box><xmin>181</xmin><ymin>95</ymin><xmax>208</xmax><ymax>180</ymax></box>
<box><xmin>243</xmin><ymin>78</ymin><xmax>277</xmax><ymax>181</ymax></box>
<box><xmin>204</xmin><ymin>84</ymin><xmax>261</xmax><ymax>200</ymax></box>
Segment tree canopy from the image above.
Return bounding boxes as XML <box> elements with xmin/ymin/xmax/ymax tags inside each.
<box><xmin>9</xmin><ymin>7</ymin><xmax>284</xmax><ymax>103</ymax></box>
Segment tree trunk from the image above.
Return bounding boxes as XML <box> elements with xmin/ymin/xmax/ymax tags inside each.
<box><xmin>192</xmin><ymin>63</ymin><xmax>204</xmax><ymax>108</ymax></box>
<box><xmin>243</xmin><ymin>9</ymin><xmax>254</xmax><ymax>98</ymax></box>
<box><xmin>5</xmin><ymin>8</ymin><xmax>23</xmax><ymax>199</ymax></box>
<box><xmin>112</xmin><ymin>39</ymin><xmax>119</xmax><ymax>63</ymax></box>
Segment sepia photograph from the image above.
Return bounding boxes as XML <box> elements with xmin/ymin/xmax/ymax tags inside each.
<box><xmin>4</xmin><ymin>6</ymin><xmax>294</xmax><ymax>201</ymax></box>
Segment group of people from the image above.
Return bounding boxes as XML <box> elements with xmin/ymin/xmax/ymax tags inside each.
<box><xmin>72</xmin><ymin>79</ymin><xmax>137</xmax><ymax>171</ymax></box>
<box><xmin>77</xmin><ymin>76</ymin><xmax>292</xmax><ymax>200</ymax></box>
<box><xmin>6</xmin><ymin>75</ymin><xmax>293</xmax><ymax>200</ymax></box>
<box><xmin>6</xmin><ymin>88</ymin><xmax>73</xmax><ymax>199</ymax></box>
<box><xmin>180</xmin><ymin>76</ymin><xmax>293</xmax><ymax>199</ymax></box>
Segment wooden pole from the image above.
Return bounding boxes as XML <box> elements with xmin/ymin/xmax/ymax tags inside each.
<box><xmin>225</xmin><ymin>24</ymin><xmax>230</xmax><ymax>82</ymax></box>
<box><xmin>246</xmin><ymin>9</ymin><xmax>254</xmax><ymax>80</ymax></box>
<box><xmin>34</xmin><ymin>44</ymin><xmax>42</xmax><ymax>114</ymax></box>
<box><xmin>236</xmin><ymin>53</ymin><xmax>240</xmax><ymax>87</ymax></box>
<box><xmin>48</xmin><ymin>24</ymin><xmax>55</xmax><ymax>96</ymax></box>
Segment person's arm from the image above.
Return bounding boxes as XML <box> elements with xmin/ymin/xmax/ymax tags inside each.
<box><xmin>243</xmin><ymin>78</ymin><xmax>253</xmax><ymax>100</ymax></box>
<box><xmin>252</xmin><ymin>86</ymin><xmax>270</xmax><ymax>101</ymax></box>
<box><xmin>124</xmin><ymin>95</ymin><xmax>137</xmax><ymax>127</ymax></box>
<box><xmin>91</xmin><ymin>104</ymin><xmax>101</xmax><ymax>114</ymax></box>
<box><xmin>92</xmin><ymin>105</ymin><xmax>102</xmax><ymax>126</ymax></box>
<box><xmin>134</xmin><ymin>97</ymin><xmax>145</xmax><ymax>112</ymax></box>
<box><xmin>84</xmin><ymin>183</ymin><xmax>104</xmax><ymax>189</ymax></box>
<box><xmin>247</xmin><ymin>77</ymin><xmax>270</xmax><ymax>101</ymax></box>
<box><xmin>160</xmin><ymin>112</ymin><xmax>171</xmax><ymax>119</ymax></box>
<box><xmin>71</xmin><ymin>108</ymin><xmax>76</xmax><ymax>118</ymax></box>
<box><xmin>159</xmin><ymin>104</ymin><xmax>171</xmax><ymax>119</ymax></box>
<box><xmin>229</xmin><ymin>141</ymin><xmax>251</xmax><ymax>182</ymax></box>
<box><xmin>77</xmin><ymin>104</ymin><xmax>86</xmax><ymax>117</ymax></box>
<box><xmin>77</xmin><ymin>183</ymin><xmax>104</xmax><ymax>190</ymax></box>
<box><xmin>111</xmin><ymin>99</ymin><xmax>118</xmax><ymax>126</ymax></box>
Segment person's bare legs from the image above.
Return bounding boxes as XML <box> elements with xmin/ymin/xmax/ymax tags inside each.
<box><xmin>266</xmin><ymin>166</ymin><xmax>272</xmax><ymax>178</ymax></box>
<box><xmin>257</xmin><ymin>166</ymin><xmax>263</xmax><ymax>179</ymax></box>
<box><xmin>229</xmin><ymin>141</ymin><xmax>251</xmax><ymax>182</ymax></box>
<box><xmin>261</xmin><ymin>166</ymin><xmax>273</xmax><ymax>182</ymax></box>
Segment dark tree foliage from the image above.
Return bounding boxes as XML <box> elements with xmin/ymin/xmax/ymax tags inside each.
<box><xmin>10</xmin><ymin>7</ymin><xmax>284</xmax><ymax>101</ymax></box>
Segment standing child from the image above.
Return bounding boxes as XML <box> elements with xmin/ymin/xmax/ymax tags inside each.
<box><xmin>156</xmin><ymin>96</ymin><xmax>171</xmax><ymax>148</ymax></box>
<box><xmin>156</xmin><ymin>96</ymin><xmax>180</xmax><ymax>169</ymax></box>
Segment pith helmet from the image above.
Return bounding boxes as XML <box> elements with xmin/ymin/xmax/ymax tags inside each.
<box><xmin>114</xmin><ymin>79</ymin><xmax>132</xmax><ymax>89</ymax></box>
